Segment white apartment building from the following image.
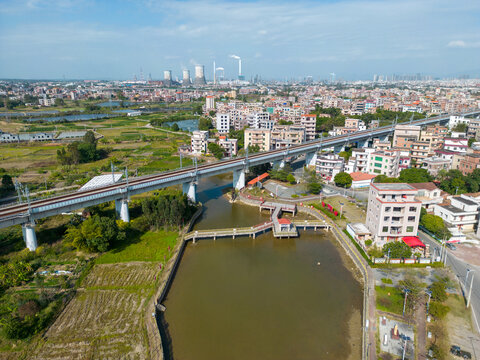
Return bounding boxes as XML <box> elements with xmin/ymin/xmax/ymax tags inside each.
<box><xmin>216</xmin><ymin>113</ymin><xmax>230</xmax><ymax>133</ymax></box>
<box><xmin>366</xmin><ymin>150</ymin><xmax>400</xmax><ymax>177</ymax></box>
<box><xmin>448</xmin><ymin>115</ymin><xmax>470</xmax><ymax>130</ymax></box>
<box><xmin>205</xmin><ymin>96</ymin><xmax>215</xmax><ymax>110</ymax></box>
<box><xmin>191</xmin><ymin>130</ymin><xmax>209</xmax><ymax>154</ymax></box>
<box><xmin>434</xmin><ymin>195</ymin><xmax>480</xmax><ymax>232</ymax></box>
<box><xmin>344</xmin><ymin>148</ymin><xmax>375</xmax><ymax>173</ymax></box>
<box><xmin>315</xmin><ymin>153</ymin><xmax>345</xmax><ymax>182</ymax></box>
<box><xmin>444</xmin><ymin>138</ymin><xmax>468</xmax><ymax>154</ymax></box>
<box><xmin>244</xmin><ymin>129</ymin><xmax>271</xmax><ymax>152</ymax></box>
<box><xmin>247</xmin><ymin>112</ymin><xmax>272</xmax><ymax>129</ymax></box>
<box><xmin>366</xmin><ymin>183</ymin><xmax>422</xmax><ymax>245</ymax></box>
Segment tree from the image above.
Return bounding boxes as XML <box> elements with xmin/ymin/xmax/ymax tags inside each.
<box><xmin>469</xmin><ymin>137</ymin><xmax>476</xmax><ymax>147</ymax></box>
<box><xmin>399</xmin><ymin>168</ymin><xmax>432</xmax><ymax>183</ymax></box>
<box><xmin>334</xmin><ymin>172</ymin><xmax>352</xmax><ymax>188</ymax></box>
<box><xmin>192</xmin><ymin>104</ymin><xmax>203</xmax><ymax>115</ymax></box>
<box><xmin>308</xmin><ymin>182</ymin><xmax>322</xmax><ymax>194</ymax></box>
<box><xmin>338</xmin><ymin>149</ymin><xmax>353</xmax><ymax>161</ymax></box>
<box><xmin>382</xmin><ymin>241</ymin><xmax>412</xmax><ymax>258</ymax></box>
<box><xmin>64</xmin><ymin>215</ymin><xmax>125</xmax><ymax>253</ymax></box>
<box><xmin>198</xmin><ymin>117</ymin><xmax>213</xmax><ymax>131</ymax></box>
<box><xmin>429</xmin><ymin>301</ymin><xmax>450</xmax><ymax>319</ymax></box>
<box><xmin>141</xmin><ymin>192</ymin><xmax>196</xmax><ymax>230</ymax></box>
<box><xmin>54</xmin><ymin>98</ymin><xmax>65</xmax><ymax>106</ymax></box>
<box><xmin>171</xmin><ymin>123</ymin><xmax>180</xmax><ymax>132</ymax></box>
<box><xmin>374</xmin><ymin>175</ymin><xmax>400</xmax><ymax>183</ymax></box>
<box><xmin>1</xmin><ymin>174</ymin><xmax>14</xmax><ymax>196</ymax></box>
<box><xmin>430</xmin><ymin>280</ymin><xmax>447</xmax><ymax>302</ymax></box>
<box><xmin>207</xmin><ymin>143</ymin><xmax>224</xmax><ymax>159</ymax></box>
<box><xmin>208</xmin><ymin>110</ymin><xmax>216</xmax><ymax>117</ymax></box>
<box><xmin>83</xmin><ymin>130</ymin><xmax>96</xmax><ymax>145</ymax></box>
<box><xmin>269</xmin><ymin>163</ymin><xmax>293</xmax><ymax>182</ymax></box>
<box><xmin>287</xmin><ymin>173</ymin><xmax>296</xmax><ymax>184</ymax></box>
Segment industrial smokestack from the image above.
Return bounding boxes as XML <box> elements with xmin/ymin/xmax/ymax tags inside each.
<box><xmin>194</xmin><ymin>65</ymin><xmax>206</xmax><ymax>85</ymax></box>
<box><xmin>163</xmin><ymin>70</ymin><xmax>172</xmax><ymax>86</ymax></box>
<box><xmin>229</xmin><ymin>54</ymin><xmax>243</xmax><ymax>80</ymax></box>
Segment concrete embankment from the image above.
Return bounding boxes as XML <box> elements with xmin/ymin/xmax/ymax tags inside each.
<box><xmin>146</xmin><ymin>206</ymin><xmax>203</xmax><ymax>360</ymax></box>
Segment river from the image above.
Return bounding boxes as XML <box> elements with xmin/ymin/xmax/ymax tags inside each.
<box><xmin>161</xmin><ymin>175</ymin><xmax>363</xmax><ymax>360</ymax></box>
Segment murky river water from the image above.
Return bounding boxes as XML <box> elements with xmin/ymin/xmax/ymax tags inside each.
<box><xmin>161</xmin><ymin>175</ymin><xmax>363</xmax><ymax>360</ymax></box>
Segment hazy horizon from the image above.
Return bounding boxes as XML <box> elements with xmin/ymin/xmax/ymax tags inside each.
<box><xmin>1</xmin><ymin>0</ymin><xmax>480</xmax><ymax>80</ymax></box>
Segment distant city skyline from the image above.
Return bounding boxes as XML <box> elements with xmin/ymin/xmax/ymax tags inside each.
<box><xmin>1</xmin><ymin>0</ymin><xmax>480</xmax><ymax>80</ymax></box>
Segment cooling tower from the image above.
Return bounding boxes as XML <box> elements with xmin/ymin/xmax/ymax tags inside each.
<box><xmin>194</xmin><ymin>65</ymin><xmax>206</xmax><ymax>85</ymax></box>
<box><xmin>182</xmin><ymin>69</ymin><xmax>191</xmax><ymax>85</ymax></box>
<box><xmin>163</xmin><ymin>70</ymin><xmax>172</xmax><ymax>86</ymax></box>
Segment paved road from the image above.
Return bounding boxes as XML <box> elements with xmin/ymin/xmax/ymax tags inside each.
<box><xmin>419</xmin><ymin>231</ymin><xmax>480</xmax><ymax>336</ymax></box>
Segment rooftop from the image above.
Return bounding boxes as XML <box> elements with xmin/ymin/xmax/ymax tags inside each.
<box><xmin>350</xmin><ymin>172</ymin><xmax>377</xmax><ymax>181</ymax></box>
<box><xmin>436</xmin><ymin>204</ymin><xmax>473</xmax><ymax>214</ymax></box>
<box><xmin>409</xmin><ymin>182</ymin><xmax>439</xmax><ymax>191</ymax></box>
<box><xmin>453</xmin><ymin>196</ymin><xmax>479</xmax><ymax>206</ymax></box>
<box><xmin>372</xmin><ymin>183</ymin><xmax>416</xmax><ymax>191</ymax></box>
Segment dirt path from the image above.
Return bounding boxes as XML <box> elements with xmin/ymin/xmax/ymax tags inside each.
<box><xmin>416</xmin><ymin>296</ymin><xmax>427</xmax><ymax>360</ymax></box>
<box><xmin>367</xmin><ymin>268</ymin><xmax>377</xmax><ymax>360</ymax></box>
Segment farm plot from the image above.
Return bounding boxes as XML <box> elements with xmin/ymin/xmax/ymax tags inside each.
<box><xmin>32</xmin><ymin>262</ymin><xmax>161</xmax><ymax>360</ymax></box>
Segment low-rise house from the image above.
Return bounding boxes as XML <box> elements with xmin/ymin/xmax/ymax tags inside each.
<box><xmin>434</xmin><ymin>195</ymin><xmax>480</xmax><ymax>232</ymax></box>
<box><xmin>409</xmin><ymin>182</ymin><xmax>444</xmax><ymax>212</ymax></box>
<box><xmin>271</xmin><ymin>125</ymin><xmax>305</xmax><ymax>149</ymax></box>
<box><xmin>244</xmin><ymin>129</ymin><xmax>271</xmax><ymax>151</ymax></box>
<box><xmin>350</xmin><ymin>172</ymin><xmax>376</xmax><ymax>189</ymax></box>
<box><xmin>344</xmin><ymin>148</ymin><xmax>375</xmax><ymax>173</ymax></box>
<box><xmin>421</xmin><ymin>156</ymin><xmax>451</xmax><ymax>176</ymax></box>
<box><xmin>366</xmin><ymin>150</ymin><xmax>400</xmax><ymax>177</ymax></box>
<box><xmin>444</xmin><ymin>138</ymin><xmax>468</xmax><ymax>154</ymax></box>
<box><xmin>218</xmin><ymin>136</ymin><xmax>238</xmax><ymax>157</ymax></box>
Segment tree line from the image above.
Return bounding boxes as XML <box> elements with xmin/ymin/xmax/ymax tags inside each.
<box><xmin>56</xmin><ymin>131</ymin><xmax>107</xmax><ymax>165</ymax></box>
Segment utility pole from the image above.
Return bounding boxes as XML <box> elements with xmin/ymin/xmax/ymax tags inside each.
<box><xmin>403</xmin><ymin>289</ymin><xmax>410</xmax><ymax>316</ymax></box>
<box><xmin>111</xmin><ymin>161</ymin><xmax>115</xmax><ymax>183</ymax></box>
<box><xmin>402</xmin><ymin>339</ymin><xmax>408</xmax><ymax>360</ymax></box>
<box><xmin>467</xmin><ymin>271</ymin><xmax>475</xmax><ymax>308</ymax></box>
<box><xmin>180</xmin><ymin>153</ymin><xmax>183</xmax><ymax>169</ymax></box>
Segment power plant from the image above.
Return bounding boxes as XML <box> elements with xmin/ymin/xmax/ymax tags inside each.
<box><xmin>182</xmin><ymin>69</ymin><xmax>191</xmax><ymax>85</ymax></box>
<box><xmin>230</xmin><ymin>55</ymin><xmax>244</xmax><ymax>80</ymax></box>
<box><xmin>194</xmin><ymin>65</ymin><xmax>206</xmax><ymax>85</ymax></box>
<box><xmin>163</xmin><ymin>70</ymin><xmax>172</xmax><ymax>86</ymax></box>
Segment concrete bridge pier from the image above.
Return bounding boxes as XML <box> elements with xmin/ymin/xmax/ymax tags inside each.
<box><xmin>233</xmin><ymin>169</ymin><xmax>245</xmax><ymax>190</ymax></box>
<box><xmin>378</xmin><ymin>134</ymin><xmax>389</xmax><ymax>142</ymax></box>
<box><xmin>357</xmin><ymin>139</ymin><xmax>370</xmax><ymax>148</ymax></box>
<box><xmin>334</xmin><ymin>144</ymin><xmax>345</xmax><ymax>153</ymax></box>
<box><xmin>182</xmin><ymin>182</ymin><xmax>197</xmax><ymax>203</ymax></box>
<box><xmin>272</xmin><ymin>159</ymin><xmax>286</xmax><ymax>169</ymax></box>
<box><xmin>115</xmin><ymin>199</ymin><xmax>130</xmax><ymax>222</ymax></box>
<box><xmin>22</xmin><ymin>223</ymin><xmax>38</xmax><ymax>251</ymax></box>
<box><xmin>305</xmin><ymin>152</ymin><xmax>317</xmax><ymax>167</ymax></box>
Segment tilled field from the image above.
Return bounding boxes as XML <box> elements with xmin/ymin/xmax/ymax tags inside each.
<box><xmin>32</xmin><ymin>262</ymin><xmax>160</xmax><ymax>360</ymax></box>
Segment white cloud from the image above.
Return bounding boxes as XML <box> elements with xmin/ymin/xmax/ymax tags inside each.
<box><xmin>448</xmin><ymin>40</ymin><xmax>480</xmax><ymax>48</ymax></box>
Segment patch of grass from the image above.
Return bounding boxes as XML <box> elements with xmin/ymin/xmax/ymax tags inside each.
<box><xmin>381</xmin><ymin>278</ymin><xmax>393</xmax><ymax>284</ymax></box>
<box><xmin>96</xmin><ymin>230</ymin><xmax>178</xmax><ymax>264</ymax></box>
<box><xmin>376</xmin><ymin>285</ymin><xmax>405</xmax><ymax>315</ymax></box>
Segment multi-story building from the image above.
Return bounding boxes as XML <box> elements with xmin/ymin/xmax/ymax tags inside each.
<box><xmin>190</xmin><ymin>130</ymin><xmax>209</xmax><ymax>154</ymax></box>
<box><xmin>421</xmin><ymin>156</ymin><xmax>451</xmax><ymax>176</ymax></box>
<box><xmin>299</xmin><ymin>114</ymin><xmax>317</xmax><ymax>141</ymax></box>
<box><xmin>244</xmin><ymin>129</ymin><xmax>271</xmax><ymax>152</ymax></box>
<box><xmin>218</xmin><ymin>136</ymin><xmax>238</xmax><ymax>157</ymax></box>
<box><xmin>410</xmin><ymin>141</ymin><xmax>431</xmax><ymax>167</ymax></box>
<box><xmin>458</xmin><ymin>152</ymin><xmax>480</xmax><ymax>175</ymax></box>
<box><xmin>448</xmin><ymin>115</ymin><xmax>470</xmax><ymax>130</ymax></box>
<box><xmin>344</xmin><ymin>148</ymin><xmax>375</xmax><ymax>173</ymax></box>
<box><xmin>366</xmin><ymin>150</ymin><xmax>400</xmax><ymax>177</ymax></box>
<box><xmin>373</xmin><ymin>139</ymin><xmax>391</xmax><ymax>151</ymax></box>
<box><xmin>434</xmin><ymin>195</ymin><xmax>480</xmax><ymax>231</ymax></box>
<box><xmin>247</xmin><ymin>112</ymin><xmax>272</xmax><ymax>129</ymax></box>
<box><xmin>205</xmin><ymin>96</ymin><xmax>215</xmax><ymax>110</ymax></box>
<box><xmin>216</xmin><ymin>113</ymin><xmax>230</xmax><ymax>133</ymax></box>
<box><xmin>409</xmin><ymin>182</ymin><xmax>444</xmax><ymax>212</ymax></box>
<box><xmin>271</xmin><ymin>125</ymin><xmax>305</xmax><ymax>149</ymax></box>
<box><xmin>366</xmin><ymin>183</ymin><xmax>421</xmax><ymax>245</ymax></box>
<box><xmin>315</xmin><ymin>153</ymin><xmax>344</xmax><ymax>182</ymax></box>
<box><xmin>467</xmin><ymin>119</ymin><xmax>480</xmax><ymax>139</ymax></box>
<box><xmin>393</xmin><ymin>124</ymin><xmax>421</xmax><ymax>148</ymax></box>
<box><xmin>444</xmin><ymin>138</ymin><xmax>468</xmax><ymax>154</ymax></box>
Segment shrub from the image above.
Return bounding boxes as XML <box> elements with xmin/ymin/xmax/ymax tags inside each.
<box><xmin>429</xmin><ymin>301</ymin><xmax>450</xmax><ymax>319</ymax></box>
<box><xmin>365</xmin><ymin>239</ymin><xmax>373</xmax><ymax>247</ymax></box>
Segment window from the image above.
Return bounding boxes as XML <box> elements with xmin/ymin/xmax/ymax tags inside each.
<box><xmin>406</xmin><ymin>226</ymin><xmax>414</xmax><ymax>232</ymax></box>
<box><xmin>382</xmin><ymin>226</ymin><xmax>388</xmax><ymax>232</ymax></box>
<box><xmin>385</xmin><ymin>207</ymin><xmax>391</xmax><ymax>212</ymax></box>
<box><xmin>409</xmin><ymin>207</ymin><xmax>417</xmax><ymax>212</ymax></box>
<box><xmin>384</xmin><ymin>217</ymin><xmax>390</xmax><ymax>221</ymax></box>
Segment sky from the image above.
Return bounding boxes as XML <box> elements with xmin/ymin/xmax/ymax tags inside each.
<box><xmin>0</xmin><ymin>0</ymin><xmax>480</xmax><ymax>80</ymax></box>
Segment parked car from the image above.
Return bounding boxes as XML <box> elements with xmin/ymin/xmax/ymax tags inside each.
<box><xmin>446</xmin><ymin>243</ymin><xmax>457</xmax><ymax>250</ymax></box>
<box><xmin>450</xmin><ymin>345</ymin><xmax>472</xmax><ymax>359</ymax></box>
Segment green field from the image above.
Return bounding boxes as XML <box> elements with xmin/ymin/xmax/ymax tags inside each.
<box><xmin>375</xmin><ymin>285</ymin><xmax>405</xmax><ymax>315</ymax></box>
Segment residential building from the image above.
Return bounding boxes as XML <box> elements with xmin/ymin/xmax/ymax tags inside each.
<box><xmin>467</xmin><ymin>119</ymin><xmax>480</xmax><ymax>139</ymax></box>
<box><xmin>409</xmin><ymin>182</ymin><xmax>444</xmax><ymax>212</ymax></box>
<box><xmin>205</xmin><ymin>96</ymin><xmax>215</xmax><ymax>110</ymax></box>
<box><xmin>247</xmin><ymin>112</ymin><xmax>272</xmax><ymax>129</ymax></box>
<box><xmin>218</xmin><ymin>136</ymin><xmax>238</xmax><ymax>157</ymax></box>
<box><xmin>367</xmin><ymin>150</ymin><xmax>400</xmax><ymax>177</ymax></box>
<box><xmin>244</xmin><ymin>129</ymin><xmax>271</xmax><ymax>151</ymax></box>
<box><xmin>350</xmin><ymin>172</ymin><xmax>376</xmax><ymax>189</ymax></box>
<box><xmin>216</xmin><ymin>113</ymin><xmax>230</xmax><ymax>133</ymax></box>
<box><xmin>344</xmin><ymin>148</ymin><xmax>375</xmax><ymax>173</ymax></box>
<box><xmin>366</xmin><ymin>183</ymin><xmax>421</xmax><ymax>245</ymax></box>
<box><xmin>271</xmin><ymin>125</ymin><xmax>305</xmax><ymax>149</ymax></box>
<box><xmin>448</xmin><ymin>115</ymin><xmax>470</xmax><ymax>129</ymax></box>
<box><xmin>444</xmin><ymin>138</ymin><xmax>468</xmax><ymax>153</ymax></box>
<box><xmin>458</xmin><ymin>152</ymin><xmax>480</xmax><ymax>175</ymax></box>
<box><xmin>421</xmin><ymin>156</ymin><xmax>451</xmax><ymax>176</ymax></box>
<box><xmin>373</xmin><ymin>139</ymin><xmax>391</xmax><ymax>151</ymax></box>
<box><xmin>191</xmin><ymin>130</ymin><xmax>209</xmax><ymax>154</ymax></box>
<box><xmin>299</xmin><ymin>114</ymin><xmax>317</xmax><ymax>141</ymax></box>
<box><xmin>393</xmin><ymin>124</ymin><xmax>421</xmax><ymax>148</ymax></box>
<box><xmin>434</xmin><ymin>195</ymin><xmax>480</xmax><ymax>231</ymax></box>
<box><xmin>410</xmin><ymin>141</ymin><xmax>431</xmax><ymax>167</ymax></box>
<box><xmin>315</xmin><ymin>153</ymin><xmax>344</xmax><ymax>181</ymax></box>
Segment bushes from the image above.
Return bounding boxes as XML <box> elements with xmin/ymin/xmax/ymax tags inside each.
<box><xmin>0</xmin><ymin>261</ymin><xmax>34</xmax><ymax>291</ymax></box>
<box><xmin>429</xmin><ymin>301</ymin><xmax>450</xmax><ymax>319</ymax></box>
